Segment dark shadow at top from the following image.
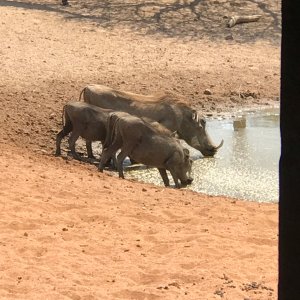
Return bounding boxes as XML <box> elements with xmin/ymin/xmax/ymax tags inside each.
<box><xmin>0</xmin><ymin>0</ymin><xmax>281</xmax><ymax>44</ymax></box>
<box><xmin>0</xmin><ymin>0</ymin><xmax>65</xmax><ymax>13</ymax></box>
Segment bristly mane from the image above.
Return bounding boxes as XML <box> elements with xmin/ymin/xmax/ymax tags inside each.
<box><xmin>115</xmin><ymin>89</ymin><xmax>190</xmax><ymax>106</ymax></box>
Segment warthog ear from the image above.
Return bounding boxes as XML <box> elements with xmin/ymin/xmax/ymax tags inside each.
<box><xmin>192</xmin><ymin>110</ymin><xmax>203</xmax><ymax>127</ymax></box>
<box><xmin>192</xmin><ymin>110</ymin><xmax>198</xmax><ymax>121</ymax></box>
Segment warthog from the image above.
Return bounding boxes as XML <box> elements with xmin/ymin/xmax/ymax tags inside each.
<box><xmin>79</xmin><ymin>84</ymin><xmax>223</xmax><ymax>157</ymax></box>
<box><xmin>99</xmin><ymin>113</ymin><xmax>193</xmax><ymax>188</ymax></box>
<box><xmin>55</xmin><ymin>101</ymin><xmax>114</xmax><ymax>160</ymax></box>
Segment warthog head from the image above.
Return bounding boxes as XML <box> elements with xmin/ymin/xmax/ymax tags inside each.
<box><xmin>178</xmin><ymin>107</ymin><xmax>223</xmax><ymax>157</ymax></box>
<box><xmin>179</xmin><ymin>148</ymin><xmax>194</xmax><ymax>187</ymax></box>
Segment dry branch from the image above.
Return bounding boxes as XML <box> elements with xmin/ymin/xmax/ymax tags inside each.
<box><xmin>227</xmin><ymin>15</ymin><xmax>262</xmax><ymax>28</ymax></box>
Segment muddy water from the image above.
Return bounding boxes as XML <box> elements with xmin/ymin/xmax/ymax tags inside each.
<box><xmin>126</xmin><ymin>107</ymin><xmax>280</xmax><ymax>203</ymax></box>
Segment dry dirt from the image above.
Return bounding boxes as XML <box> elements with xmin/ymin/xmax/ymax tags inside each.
<box><xmin>0</xmin><ymin>1</ymin><xmax>280</xmax><ymax>299</ymax></box>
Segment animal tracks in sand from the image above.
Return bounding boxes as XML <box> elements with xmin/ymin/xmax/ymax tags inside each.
<box><xmin>113</xmin><ymin>290</ymin><xmax>161</xmax><ymax>300</ymax></box>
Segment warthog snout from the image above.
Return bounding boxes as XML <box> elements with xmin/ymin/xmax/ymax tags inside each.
<box><xmin>181</xmin><ymin>177</ymin><xmax>193</xmax><ymax>187</ymax></box>
<box><xmin>202</xmin><ymin>139</ymin><xmax>224</xmax><ymax>157</ymax></box>
<box><xmin>187</xmin><ymin>177</ymin><xmax>193</xmax><ymax>185</ymax></box>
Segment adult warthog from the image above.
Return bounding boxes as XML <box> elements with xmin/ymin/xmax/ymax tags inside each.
<box><xmin>55</xmin><ymin>101</ymin><xmax>115</xmax><ymax>160</ymax></box>
<box><xmin>79</xmin><ymin>84</ymin><xmax>223</xmax><ymax>157</ymax></box>
<box><xmin>99</xmin><ymin>113</ymin><xmax>193</xmax><ymax>188</ymax></box>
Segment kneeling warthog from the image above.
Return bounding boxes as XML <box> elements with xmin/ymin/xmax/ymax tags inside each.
<box><xmin>99</xmin><ymin>113</ymin><xmax>193</xmax><ymax>188</ymax></box>
<box><xmin>80</xmin><ymin>84</ymin><xmax>223</xmax><ymax>157</ymax></box>
<box><xmin>55</xmin><ymin>101</ymin><xmax>115</xmax><ymax>160</ymax></box>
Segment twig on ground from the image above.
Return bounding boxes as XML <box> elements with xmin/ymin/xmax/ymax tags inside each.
<box><xmin>227</xmin><ymin>15</ymin><xmax>262</xmax><ymax>28</ymax></box>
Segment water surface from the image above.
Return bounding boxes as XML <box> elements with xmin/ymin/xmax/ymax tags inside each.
<box><xmin>126</xmin><ymin>107</ymin><xmax>280</xmax><ymax>202</ymax></box>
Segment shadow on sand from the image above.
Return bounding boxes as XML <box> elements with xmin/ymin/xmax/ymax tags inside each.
<box><xmin>0</xmin><ymin>0</ymin><xmax>281</xmax><ymax>43</ymax></box>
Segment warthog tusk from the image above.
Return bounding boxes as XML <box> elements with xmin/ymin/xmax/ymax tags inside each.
<box><xmin>215</xmin><ymin>139</ymin><xmax>224</xmax><ymax>150</ymax></box>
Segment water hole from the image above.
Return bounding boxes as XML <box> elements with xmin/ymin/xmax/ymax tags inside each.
<box><xmin>125</xmin><ymin>107</ymin><xmax>280</xmax><ymax>203</ymax></box>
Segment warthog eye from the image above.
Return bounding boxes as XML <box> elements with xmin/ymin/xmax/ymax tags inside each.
<box><xmin>192</xmin><ymin>111</ymin><xmax>207</xmax><ymax>128</ymax></box>
<box><xmin>200</xmin><ymin>119</ymin><xmax>206</xmax><ymax>127</ymax></box>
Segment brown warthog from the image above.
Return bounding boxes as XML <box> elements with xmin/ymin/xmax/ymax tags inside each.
<box><xmin>55</xmin><ymin>101</ymin><xmax>115</xmax><ymax>160</ymax></box>
<box><xmin>79</xmin><ymin>84</ymin><xmax>223</xmax><ymax>157</ymax></box>
<box><xmin>99</xmin><ymin>113</ymin><xmax>193</xmax><ymax>188</ymax></box>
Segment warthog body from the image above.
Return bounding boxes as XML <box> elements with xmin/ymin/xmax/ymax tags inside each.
<box><xmin>99</xmin><ymin>113</ymin><xmax>193</xmax><ymax>188</ymax></box>
<box><xmin>80</xmin><ymin>84</ymin><xmax>223</xmax><ymax>157</ymax></box>
<box><xmin>55</xmin><ymin>101</ymin><xmax>114</xmax><ymax>160</ymax></box>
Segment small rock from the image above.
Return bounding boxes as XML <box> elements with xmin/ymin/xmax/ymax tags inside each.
<box><xmin>225</xmin><ymin>34</ymin><xmax>234</xmax><ymax>40</ymax></box>
<box><xmin>24</xmin><ymin>232</ymin><xmax>28</xmax><ymax>237</ymax></box>
<box><xmin>168</xmin><ymin>282</ymin><xmax>180</xmax><ymax>289</ymax></box>
<box><xmin>204</xmin><ymin>89</ymin><xmax>212</xmax><ymax>95</ymax></box>
<box><xmin>214</xmin><ymin>289</ymin><xmax>225</xmax><ymax>297</ymax></box>
<box><xmin>233</xmin><ymin>118</ymin><xmax>246</xmax><ymax>130</ymax></box>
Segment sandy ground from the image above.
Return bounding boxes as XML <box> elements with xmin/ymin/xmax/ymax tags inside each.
<box><xmin>0</xmin><ymin>143</ymin><xmax>278</xmax><ymax>300</ymax></box>
<box><xmin>0</xmin><ymin>1</ymin><xmax>280</xmax><ymax>299</ymax></box>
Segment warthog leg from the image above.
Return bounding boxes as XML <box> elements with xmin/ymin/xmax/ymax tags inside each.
<box><xmin>98</xmin><ymin>142</ymin><xmax>120</xmax><ymax>172</ymax></box>
<box><xmin>169</xmin><ymin>170</ymin><xmax>180</xmax><ymax>188</ymax></box>
<box><xmin>164</xmin><ymin>155</ymin><xmax>182</xmax><ymax>188</ymax></box>
<box><xmin>158</xmin><ymin>168</ymin><xmax>170</xmax><ymax>187</ymax></box>
<box><xmin>99</xmin><ymin>149</ymin><xmax>112</xmax><ymax>171</ymax></box>
<box><xmin>68</xmin><ymin>132</ymin><xmax>81</xmax><ymax>160</ymax></box>
<box><xmin>55</xmin><ymin>124</ymin><xmax>72</xmax><ymax>156</ymax></box>
<box><xmin>116</xmin><ymin>150</ymin><xmax>128</xmax><ymax>179</ymax></box>
<box><xmin>86</xmin><ymin>140</ymin><xmax>96</xmax><ymax>159</ymax></box>
<box><xmin>115</xmin><ymin>141</ymin><xmax>138</xmax><ymax>179</ymax></box>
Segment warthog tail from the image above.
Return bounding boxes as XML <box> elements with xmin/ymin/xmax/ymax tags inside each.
<box><xmin>61</xmin><ymin>104</ymin><xmax>71</xmax><ymax>135</ymax></box>
<box><xmin>61</xmin><ymin>105</ymin><xmax>66</xmax><ymax>133</ymax></box>
<box><xmin>78</xmin><ymin>87</ymin><xmax>86</xmax><ymax>101</ymax></box>
<box><xmin>103</xmin><ymin>114</ymin><xmax>119</xmax><ymax>149</ymax></box>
